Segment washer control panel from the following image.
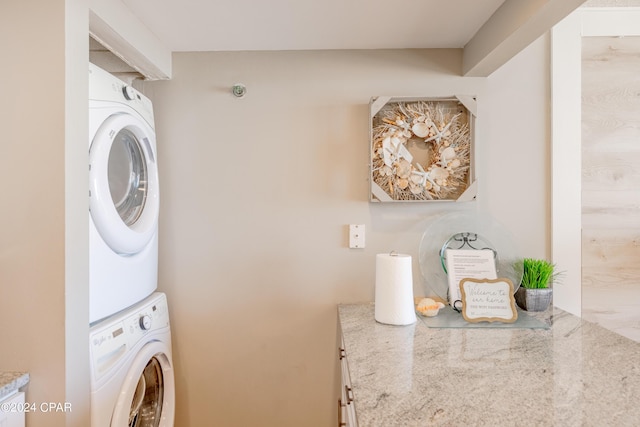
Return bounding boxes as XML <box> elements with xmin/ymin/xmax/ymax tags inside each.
<box><xmin>90</xmin><ymin>293</ymin><xmax>169</xmax><ymax>381</ymax></box>
<box><xmin>139</xmin><ymin>314</ymin><xmax>152</xmax><ymax>330</ymax></box>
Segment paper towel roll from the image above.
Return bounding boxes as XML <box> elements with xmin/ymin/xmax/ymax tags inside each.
<box><xmin>375</xmin><ymin>253</ymin><xmax>417</xmax><ymax>325</ymax></box>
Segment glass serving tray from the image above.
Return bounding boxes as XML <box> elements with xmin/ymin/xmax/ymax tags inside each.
<box><xmin>418</xmin><ymin>306</ymin><xmax>550</xmax><ymax>329</ymax></box>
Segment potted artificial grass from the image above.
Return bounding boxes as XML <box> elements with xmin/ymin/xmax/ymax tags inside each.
<box><xmin>514</xmin><ymin>258</ymin><xmax>558</xmax><ymax>311</ymax></box>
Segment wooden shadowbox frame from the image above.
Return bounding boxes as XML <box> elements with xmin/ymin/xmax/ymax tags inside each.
<box><xmin>369</xmin><ymin>96</ymin><xmax>477</xmax><ymax>202</ymax></box>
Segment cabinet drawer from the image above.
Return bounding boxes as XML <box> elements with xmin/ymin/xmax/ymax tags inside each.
<box><xmin>339</xmin><ymin>337</ymin><xmax>358</xmax><ymax>427</ymax></box>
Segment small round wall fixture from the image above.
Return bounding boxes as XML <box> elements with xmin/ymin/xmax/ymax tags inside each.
<box><xmin>232</xmin><ymin>83</ymin><xmax>246</xmax><ymax>98</ymax></box>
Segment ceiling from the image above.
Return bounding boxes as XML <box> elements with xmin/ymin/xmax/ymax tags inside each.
<box><xmin>119</xmin><ymin>0</ymin><xmax>507</xmax><ymax>52</ymax></box>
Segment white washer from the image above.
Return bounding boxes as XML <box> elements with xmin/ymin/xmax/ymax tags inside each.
<box><xmin>89</xmin><ymin>63</ymin><xmax>160</xmax><ymax>323</ymax></box>
<box><xmin>90</xmin><ymin>292</ymin><xmax>175</xmax><ymax>427</ymax></box>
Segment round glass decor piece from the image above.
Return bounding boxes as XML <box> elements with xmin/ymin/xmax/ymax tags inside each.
<box><xmin>418</xmin><ymin>211</ymin><xmax>523</xmax><ymax>304</ymax></box>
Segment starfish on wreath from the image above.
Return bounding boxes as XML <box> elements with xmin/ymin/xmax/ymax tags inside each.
<box><xmin>423</xmin><ymin>113</ymin><xmax>460</xmax><ymax>144</ymax></box>
<box><xmin>410</xmin><ymin>163</ymin><xmax>430</xmax><ymax>187</ymax></box>
<box><xmin>381</xmin><ymin>136</ymin><xmax>413</xmax><ymax>168</ymax></box>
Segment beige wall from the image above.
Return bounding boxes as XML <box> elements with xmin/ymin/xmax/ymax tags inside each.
<box><xmin>483</xmin><ymin>34</ymin><xmax>551</xmax><ymax>256</ymax></box>
<box><xmin>0</xmin><ymin>1</ymin><xmax>90</xmax><ymax>426</ymax></box>
<box><xmin>141</xmin><ymin>39</ymin><xmax>549</xmax><ymax>427</ymax></box>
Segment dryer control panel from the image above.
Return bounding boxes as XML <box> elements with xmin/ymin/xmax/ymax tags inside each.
<box><xmin>89</xmin><ymin>62</ymin><xmax>154</xmax><ymax>128</ymax></box>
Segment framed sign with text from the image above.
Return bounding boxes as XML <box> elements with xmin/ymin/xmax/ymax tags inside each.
<box><xmin>459</xmin><ymin>278</ymin><xmax>518</xmax><ymax>323</ymax></box>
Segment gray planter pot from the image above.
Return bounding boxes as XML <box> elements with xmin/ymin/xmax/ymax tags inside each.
<box><xmin>514</xmin><ymin>287</ymin><xmax>552</xmax><ymax>312</ymax></box>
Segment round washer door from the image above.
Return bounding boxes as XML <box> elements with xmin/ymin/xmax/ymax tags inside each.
<box><xmin>90</xmin><ymin>112</ymin><xmax>159</xmax><ymax>255</ymax></box>
<box><xmin>111</xmin><ymin>341</ymin><xmax>175</xmax><ymax>427</ymax></box>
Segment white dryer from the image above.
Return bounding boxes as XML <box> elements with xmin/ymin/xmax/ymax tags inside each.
<box><xmin>90</xmin><ymin>292</ymin><xmax>175</xmax><ymax>427</ymax></box>
<box><xmin>89</xmin><ymin>63</ymin><xmax>160</xmax><ymax>323</ymax></box>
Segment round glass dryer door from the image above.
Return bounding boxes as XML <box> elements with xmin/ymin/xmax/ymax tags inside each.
<box><xmin>108</xmin><ymin>128</ymin><xmax>148</xmax><ymax>227</ymax></box>
<box><xmin>112</xmin><ymin>343</ymin><xmax>175</xmax><ymax>427</ymax></box>
<box><xmin>90</xmin><ymin>112</ymin><xmax>159</xmax><ymax>255</ymax></box>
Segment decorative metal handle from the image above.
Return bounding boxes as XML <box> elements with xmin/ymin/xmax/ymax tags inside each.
<box><xmin>339</xmin><ymin>347</ymin><xmax>346</xmax><ymax>360</ymax></box>
<box><xmin>337</xmin><ymin>399</ymin><xmax>346</xmax><ymax>426</ymax></box>
<box><xmin>345</xmin><ymin>386</ymin><xmax>354</xmax><ymax>404</ymax></box>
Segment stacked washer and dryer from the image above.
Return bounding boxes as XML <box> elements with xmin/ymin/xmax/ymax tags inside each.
<box><xmin>88</xmin><ymin>63</ymin><xmax>175</xmax><ymax>426</ymax></box>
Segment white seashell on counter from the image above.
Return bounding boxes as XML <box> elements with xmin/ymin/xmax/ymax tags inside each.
<box><xmin>416</xmin><ymin>298</ymin><xmax>445</xmax><ymax>317</ymax></box>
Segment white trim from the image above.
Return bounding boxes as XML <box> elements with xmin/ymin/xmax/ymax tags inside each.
<box><xmin>550</xmin><ymin>13</ymin><xmax>583</xmax><ymax>317</ymax></box>
<box><xmin>89</xmin><ymin>0</ymin><xmax>172</xmax><ymax>80</ymax></box>
<box><xmin>581</xmin><ymin>8</ymin><xmax>640</xmax><ymax>36</ymax></box>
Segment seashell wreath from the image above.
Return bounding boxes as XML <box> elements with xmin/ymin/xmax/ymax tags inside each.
<box><xmin>372</xmin><ymin>101</ymin><xmax>471</xmax><ymax>201</ymax></box>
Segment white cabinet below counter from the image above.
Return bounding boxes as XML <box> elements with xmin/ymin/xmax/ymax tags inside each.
<box><xmin>338</xmin><ymin>339</ymin><xmax>357</xmax><ymax>427</ymax></box>
<box><xmin>0</xmin><ymin>372</ymin><xmax>29</xmax><ymax>427</ymax></box>
<box><xmin>0</xmin><ymin>391</ymin><xmax>25</xmax><ymax>427</ymax></box>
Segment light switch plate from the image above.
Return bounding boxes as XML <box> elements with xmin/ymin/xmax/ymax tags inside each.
<box><xmin>349</xmin><ymin>224</ymin><xmax>365</xmax><ymax>248</ymax></box>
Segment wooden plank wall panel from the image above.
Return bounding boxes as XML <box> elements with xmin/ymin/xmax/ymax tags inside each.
<box><xmin>582</xmin><ymin>229</ymin><xmax>640</xmax><ymax>270</ymax></box>
<box><xmin>582</xmin><ymin>36</ymin><xmax>640</xmax><ymax>342</ymax></box>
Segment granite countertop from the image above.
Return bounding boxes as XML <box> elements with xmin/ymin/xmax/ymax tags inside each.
<box><xmin>0</xmin><ymin>372</ymin><xmax>29</xmax><ymax>401</ymax></box>
<box><xmin>338</xmin><ymin>303</ymin><xmax>640</xmax><ymax>427</ymax></box>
